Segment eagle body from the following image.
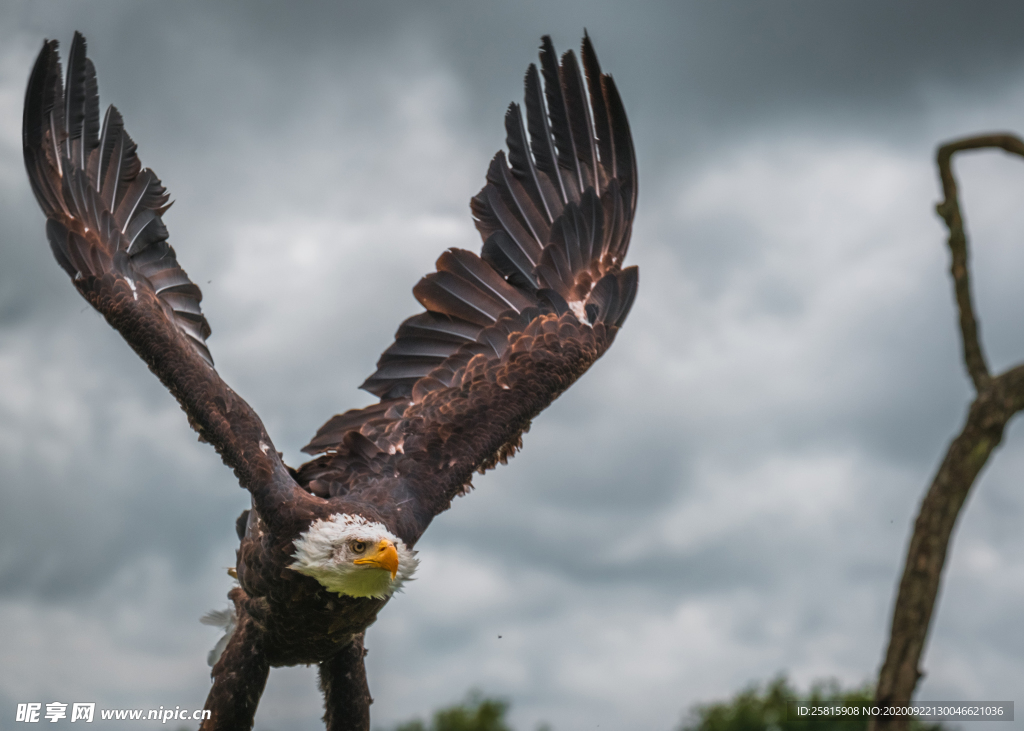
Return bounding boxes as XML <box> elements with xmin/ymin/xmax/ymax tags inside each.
<box><xmin>232</xmin><ymin>305</ymin><xmax>615</xmax><ymax>667</ymax></box>
<box><xmin>23</xmin><ymin>30</ymin><xmax>637</xmax><ymax>731</ymax></box>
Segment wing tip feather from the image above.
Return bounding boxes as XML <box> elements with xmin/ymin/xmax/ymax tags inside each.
<box><xmin>26</xmin><ymin>32</ymin><xmax>216</xmax><ymax>368</ymax></box>
<box><xmin>307</xmin><ymin>33</ymin><xmax>637</xmax><ymax>473</ymax></box>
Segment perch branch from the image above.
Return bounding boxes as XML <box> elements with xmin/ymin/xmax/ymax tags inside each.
<box><xmin>869</xmin><ymin>134</ymin><xmax>1024</xmax><ymax>731</ymax></box>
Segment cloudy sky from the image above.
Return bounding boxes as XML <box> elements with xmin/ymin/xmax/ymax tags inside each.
<box><xmin>3</xmin><ymin>2</ymin><xmax>1024</xmax><ymax>729</ymax></box>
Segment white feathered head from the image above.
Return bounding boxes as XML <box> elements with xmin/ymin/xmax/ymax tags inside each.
<box><xmin>289</xmin><ymin>514</ymin><xmax>418</xmax><ymax>599</ymax></box>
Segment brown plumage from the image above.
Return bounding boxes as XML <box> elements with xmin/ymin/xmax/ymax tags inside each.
<box><xmin>23</xmin><ymin>31</ymin><xmax>637</xmax><ymax>731</ymax></box>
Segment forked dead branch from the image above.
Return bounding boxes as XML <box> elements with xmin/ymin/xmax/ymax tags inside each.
<box><xmin>869</xmin><ymin>134</ymin><xmax>1024</xmax><ymax>731</ymax></box>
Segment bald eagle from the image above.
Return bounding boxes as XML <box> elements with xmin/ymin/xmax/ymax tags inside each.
<box><xmin>23</xmin><ymin>31</ymin><xmax>637</xmax><ymax>731</ymax></box>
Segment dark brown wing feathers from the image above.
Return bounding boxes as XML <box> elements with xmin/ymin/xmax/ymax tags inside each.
<box><xmin>523</xmin><ymin>62</ymin><xmax>568</xmax><ymax>209</ymax></box>
<box><xmin>25</xmin><ymin>34</ymin><xmax>212</xmax><ymax>366</ymax></box>
<box><xmin>27</xmin><ymin>32</ymin><xmax>635</xmax><ymax>540</ymax></box>
<box><xmin>63</xmin><ymin>34</ymin><xmax>100</xmax><ymax>173</ymax></box>
<box><xmin>539</xmin><ymin>37</ymin><xmax>582</xmax><ymax>200</ymax></box>
<box><xmin>300</xmin><ymin>35</ymin><xmax>638</xmax><ymax>526</ymax></box>
<box><xmin>25</xmin><ymin>34</ymin><xmax>308</xmax><ymax>531</ymax></box>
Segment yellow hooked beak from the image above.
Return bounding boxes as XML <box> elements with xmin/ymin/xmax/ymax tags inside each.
<box><xmin>353</xmin><ymin>539</ymin><xmax>399</xmax><ymax>580</ymax></box>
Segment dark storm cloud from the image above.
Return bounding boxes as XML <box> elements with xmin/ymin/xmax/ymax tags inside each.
<box><xmin>4</xmin><ymin>2</ymin><xmax>1024</xmax><ymax>730</ymax></box>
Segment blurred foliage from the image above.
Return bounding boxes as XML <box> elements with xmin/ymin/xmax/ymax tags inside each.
<box><xmin>382</xmin><ymin>676</ymin><xmax>948</xmax><ymax>731</ymax></box>
<box><xmin>679</xmin><ymin>675</ymin><xmax>945</xmax><ymax>731</ymax></box>
<box><xmin>387</xmin><ymin>690</ymin><xmax>514</xmax><ymax>731</ymax></box>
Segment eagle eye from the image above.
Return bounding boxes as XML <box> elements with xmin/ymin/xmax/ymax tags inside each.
<box><xmin>350</xmin><ymin>540</ymin><xmax>367</xmax><ymax>554</ymax></box>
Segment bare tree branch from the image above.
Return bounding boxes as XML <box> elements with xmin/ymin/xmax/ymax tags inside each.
<box><xmin>935</xmin><ymin>134</ymin><xmax>1024</xmax><ymax>390</ymax></box>
<box><xmin>869</xmin><ymin>134</ymin><xmax>1024</xmax><ymax>731</ymax></box>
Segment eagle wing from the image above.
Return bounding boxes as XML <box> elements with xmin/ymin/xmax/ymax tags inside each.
<box><xmin>297</xmin><ymin>35</ymin><xmax>638</xmax><ymax>534</ymax></box>
<box><xmin>24</xmin><ymin>34</ymin><xmax>306</xmax><ymax>527</ymax></box>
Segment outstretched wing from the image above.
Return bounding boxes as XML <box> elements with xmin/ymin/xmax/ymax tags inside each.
<box><xmin>297</xmin><ymin>35</ymin><xmax>638</xmax><ymax>532</ymax></box>
<box><xmin>24</xmin><ymin>34</ymin><xmax>306</xmax><ymax>527</ymax></box>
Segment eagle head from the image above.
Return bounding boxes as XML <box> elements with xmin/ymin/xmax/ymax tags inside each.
<box><xmin>289</xmin><ymin>514</ymin><xmax>418</xmax><ymax>599</ymax></box>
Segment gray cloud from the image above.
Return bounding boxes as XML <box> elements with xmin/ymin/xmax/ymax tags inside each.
<box><xmin>3</xmin><ymin>2</ymin><xmax>1024</xmax><ymax>730</ymax></box>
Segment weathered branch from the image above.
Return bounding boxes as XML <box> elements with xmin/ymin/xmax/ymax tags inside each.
<box><xmin>935</xmin><ymin>134</ymin><xmax>1024</xmax><ymax>391</ymax></box>
<box><xmin>869</xmin><ymin>135</ymin><xmax>1024</xmax><ymax>731</ymax></box>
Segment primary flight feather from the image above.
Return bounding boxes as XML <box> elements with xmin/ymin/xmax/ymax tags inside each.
<box><xmin>23</xmin><ymin>31</ymin><xmax>637</xmax><ymax>731</ymax></box>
